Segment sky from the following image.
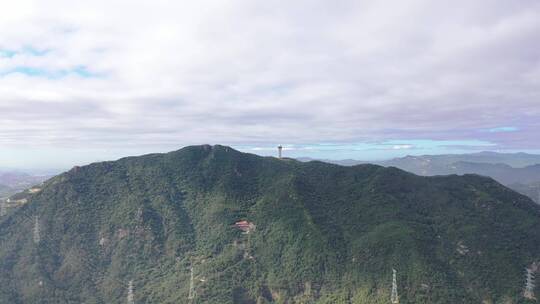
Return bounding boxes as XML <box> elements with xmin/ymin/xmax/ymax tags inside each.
<box><xmin>1</xmin><ymin>0</ymin><xmax>539</xmax><ymax>170</ymax></box>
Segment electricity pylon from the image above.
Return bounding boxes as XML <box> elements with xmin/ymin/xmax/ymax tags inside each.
<box><xmin>524</xmin><ymin>268</ymin><xmax>536</xmax><ymax>299</ymax></box>
<box><xmin>188</xmin><ymin>265</ymin><xmax>195</xmax><ymax>301</ymax></box>
<box><xmin>33</xmin><ymin>215</ymin><xmax>40</xmax><ymax>244</ymax></box>
<box><xmin>391</xmin><ymin>268</ymin><xmax>399</xmax><ymax>303</ymax></box>
<box><xmin>127</xmin><ymin>280</ymin><xmax>135</xmax><ymax>304</ymax></box>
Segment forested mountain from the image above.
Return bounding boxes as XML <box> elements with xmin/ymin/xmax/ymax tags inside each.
<box><xmin>510</xmin><ymin>182</ymin><xmax>540</xmax><ymax>206</ymax></box>
<box><xmin>380</xmin><ymin>157</ymin><xmax>540</xmax><ymax>204</ymax></box>
<box><xmin>301</xmin><ymin>152</ymin><xmax>540</xmax><ymax>170</ymax></box>
<box><xmin>437</xmin><ymin>162</ymin><xmax>540</xmax><ymax>185</ymax></box>
<box><xmin>381</xmin><ymin>152</ymin><xmax>540</xmax><ymax>170</ymax></box>
<box><xmin>1</xmin><ymin>145</ymin><xmax>540</xmax><ymax>303</ymax></box>
<box><xmin>298</xmin><ymin>153</ymin><xmax>540</xmax><ymax>204</ymax></box>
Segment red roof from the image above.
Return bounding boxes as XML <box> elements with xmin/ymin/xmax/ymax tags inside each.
<box><xmin>234</xmin><ymin>220</ymin><xmax>253</xmax><ymax>231</ymax></box>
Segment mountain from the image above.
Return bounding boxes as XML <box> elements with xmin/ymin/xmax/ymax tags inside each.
<box><xmin>296</xmin><ymin>157</ymin><xmax>369</xmax><ymax>167</ymax></box>
<box><xmin>509</xmin><ymin>182</ymin><xmax>540</xmax><ymax>205</ymax></box>
<box><xmin>298</xmin><ymin>153</ymin><xmax>540</xmax><ymax>203</ymax></box>
<box><xmin>302</xmin><ymin>152</ymin><xmax>540</xmax><ymax>169</ymax></box>
<box><xmin>377</xmin><ymin>159</ymin><xmax>540</xmax><ymax>187</ymax></box>
<box><xmin>443</xmin><ymin>163</ymin><xmax>540</xmax><ymax>185</ymax></box>
<box><xmin>1</xmin><ymin>145</ymin><xmax>540</xmax><ymax>303</ymax></box>
<box><xmin>380</xmin><ymin>158</ymin><xmax>540</xmax><ymax>204</ymax></box>
<box><xmin>382</xmin><ymin>152</ymin><xmax>540</xmax><ymax>170</ymax></box>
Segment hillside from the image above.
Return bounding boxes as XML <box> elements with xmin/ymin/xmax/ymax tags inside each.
<box><xmin>382</xmin><ymin>152</ymin><xmax>540</xmax><ymax>170</ymax></box>
<box><xmin>298</xmin><ymin>153</ymin><xmax>540</xmax><ymax>203</ymax></box>
<box><xmin>380</xmin><ymin>159</ymin><xmax>540</xmax><ymax>204</ymax></box>
<box><xmin>445</xmin><ymin>163</ymin><xmax>540</xmax><ymax>185</ymax></box>
<box><xmin>510</xmin><ymin>183</ymin><xmax>540</xmax><ymax>205</ymax></box>
<box><xmin>302</xmin><ymin>152</ymin><xmax>540</xmax><ymax>169</ymax></box>
<box><xmin>1</xmin><ymin>145</ymin><xmax>540</xmax><ymax>303</ymax></box>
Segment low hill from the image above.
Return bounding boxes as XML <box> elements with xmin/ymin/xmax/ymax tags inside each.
<box><xmin>380</xmin><ymin>159</ymin><xmax>540</xmax><ymax>203</ymax></box>
<box><xmin>383</xmin><ymin>152</ymin><xmax>540</xmax><ymax>170</ymax></box>
<box><xmin>1</xmin><ymin>145</ymin><xmax>539</xmax><ymax>303</ymax></box>
<box><xmin>298</xmin><ymin>153</ymin><xmax>540</xmax><ymax>203</ymax></box>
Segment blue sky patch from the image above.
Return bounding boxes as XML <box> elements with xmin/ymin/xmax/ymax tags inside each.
<box><xmin>0</xmin><ymin>47</ymin><xmax>50</xmax><ymax>58</ymax></box>
<box><xmin>488</xmin><ymin>126</ymin><xmax>519</xmax><ymax>133</ymax></box>
<box><xmin>234</xmin><ymin>139</ymin><xmax>498</xmax><ymax>160</ymax></box>
<box><xmin>22</xmin><ymin>46</ymin><xmax>50</xmax><ymax>56</ymax></box>
<box><xmin>1</xmin><ymin>65</ymin><xmax>102</xmax><ymax>79</ymax></box>
<box><xmin>0</xmin><ymin>49</ymin><xmax>17</xmax><ymax>58</ymax></box>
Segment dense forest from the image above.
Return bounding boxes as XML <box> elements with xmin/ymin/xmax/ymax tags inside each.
<box><xmin>1</xmin><ymin>145</ymin><xmax>539</xmax><ymax>303</ymax></box>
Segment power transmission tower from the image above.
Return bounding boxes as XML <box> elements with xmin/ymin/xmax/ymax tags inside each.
<box><xmin>391</xmin><ymin>268</ymin><xmax>399</xmax><ymax>303</ymax></box>
<box><xmin>188</xmin><ymin>265</ymin><xmax>195</xmax><ymax>301</ymax></box>
<box><xmin>127</xmin><ymin>280</ymin><xmax>135</xmax><ymax>304</ymax></box>
<box><xmin>524</xmin><ymin>268</ymin><xmax>536</xmax><ymax>300</ymax></box>
<box><xmin>33</xmin><ymin>215</ymin><xmax>40</xmax><ymax>244</ymax></box>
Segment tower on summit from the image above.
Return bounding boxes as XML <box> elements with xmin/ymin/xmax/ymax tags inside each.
<box><xmin>278</xmin><ymin>146</ymin><xmax>283</xmax><ymax>159</ymax></box>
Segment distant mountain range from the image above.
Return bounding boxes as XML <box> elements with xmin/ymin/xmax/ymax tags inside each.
<box><xmin>0</xmin><ymin>171</ymin><xmax>51</xmax><ymax>199</ymax></box>
<box><xmin>298</xmin><ymin>152</ymin><xmax>540</xmax><ymax>203</ymax></box>
<box><xmin>1</xmin><ymin>145</ymin><xmax>539</xmax><ymax>303</ymax></box>
<box><xmin>382</xmin><ymin>151</ymin><xmax>540</xmax><ymax>169</ymax></box>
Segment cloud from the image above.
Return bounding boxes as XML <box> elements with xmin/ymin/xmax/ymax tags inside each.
<box><xmin>0</xmin><ymin>0</ymin><xmax>539</xmax><ymax>167</ymax></box>
<box><xmin>392</xmin><ymin>145</ymin><xmax>414</xmax><ymax>150</ymax></box>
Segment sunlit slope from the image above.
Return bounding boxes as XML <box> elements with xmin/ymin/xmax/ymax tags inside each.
<box><xmin>1</xmin><ymin>145</ymin><xmax>539</xmax><ymax>304</ymax></box>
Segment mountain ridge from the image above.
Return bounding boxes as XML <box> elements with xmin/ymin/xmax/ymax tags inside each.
<box><xmin>1</xmin><ymin>145</ymin><xmax>540</xmax><ymax>303</ymax></box>
<box><xmin>297</xmin><ymin>152</ymin><xmax>540</xmax><ymax>203</ymax></box>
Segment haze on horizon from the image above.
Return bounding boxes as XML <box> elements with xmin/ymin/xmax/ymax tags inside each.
<box><xmin>1</xmin><ymin>0</ymin><xmax>539</xmax><ymax>170</ymax></box>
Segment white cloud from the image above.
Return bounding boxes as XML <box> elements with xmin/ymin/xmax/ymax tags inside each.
<box><xmin>0</xmin><ymin>0</ymin><xmax>539</xmax><ymax>165</ymax></box>
<box><xmin>392</xmin><ymin>145</ymin><xmax>414</xmax><ymax>150</ymax></box>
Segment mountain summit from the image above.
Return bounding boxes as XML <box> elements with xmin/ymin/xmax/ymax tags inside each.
<box><xmin>1</xmin><ymin>145</ymin><xmax>539</xmax><ymax>303</ymax></box>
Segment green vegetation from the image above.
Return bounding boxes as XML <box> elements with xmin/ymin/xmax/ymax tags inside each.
<box><xmin>1</xmin><ymin>145</ymin><xmax>540</xmax><ymax>303</ymax></box>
